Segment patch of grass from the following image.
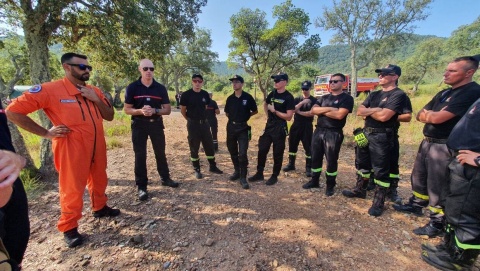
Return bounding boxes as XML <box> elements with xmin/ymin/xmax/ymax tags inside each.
<box><xmin>20</xmin><ymin>168</ymin><xmax>44</xmax><ymax>198</ymax></box>
<box><xmin>106</xmin><ymin>138</ymin><xmax>123</xmax><ymax>149</ymax></box>
<box><xmin>105</xmin><ymin>125</ymin><xmax>130</xmax><ymax>137</ymax></box>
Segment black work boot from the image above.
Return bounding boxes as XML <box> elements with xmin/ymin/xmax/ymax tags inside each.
<box><xmin>302</xmin><ymin>174</ymin><xmax>320</xmax><ymax>189</ymax></box>
<box><xmin>413</xmin><ymin>221</ymin><xmax>444</xmax><ymax>238</ymax></box>
<box><xmin>194</xmin><ymin>168</ymin><xmax>203</xmax><ymax>179</ymax></box>
<box><xmin>422</xmin><ymin>233</ymin><xmax>480</xmax><ymax>271</ymax></box>
<box><xmin>161</xmin><ymin>178</ymin><xmax>180</xmax><ymax>188</ymax></box>
<box><xmin>137</xmin><ymin>187</ymin><xmax>148</xmax><ymax>201</ymax></box>
<box><xmin>387</xmin><ymin>178</ymin><xmax>402</xmax><ymax>204</ymax></box>
<box><xmin>393</xmin><ymin>196</ymin><xmax>424</xmax><ymax>216</ymax></box>
<box><xmin>64</xmin><ymin>228</ymin><xmax>83</xmax><ymax>248</ymax></box>
<box><xmin>368</xmin><ymin>186</ymin><xmax>387</xmax><ymax>217</ymax></box>
<box><xmin>93</xmin><ymin>205</ymin><xmax>121</xmax><ymax>218</ymax></box>
<box><xmin>305</xmin><ymin>157</ymin><xmax>312</xmax><ymax>177</ymax></box>
<box><xmin>422</xmin><ymin>227</ymin><xmax>453</xmax><ymax>253</ymax></box>
<box><xmin>366</xmin><ymin>174</ymin><xmax>376</xmax><ymax>191</ymax></box>
<box><xmin>342</xmin><ymin>176</ymin><xmax>369</xmax><ymax>199</ymax></box>
<box><xmin>325</xmin><ymin>175</ymin><xmax>336</xmax><ymax>197</ymax></box>
<box><xmin>239</xmin><ymin>167</ymin><xmax>249</xmax><ymax>189</ymax></box>
<box><xmin>229</xmin><ymin>170</ymin><xmax>240</xmax><ymax>181</ymax></box>
<box><xmin>230</xmin><ymin>158</ymin><xmax>240</xmax><ymax>181</ymax></box>
<box><xmin>248</xmin><ymin>171</ymin><xmax>264</xmax><ymax>182</ymax></box>
<box><xmin>208</xmin><ymin>159</ymin><xmax>223</xmax><ymax>174</ymax></box>
<box><xmin>283</xmin><ymin>154</ymin><xmax>296</xmax><ymax>172</ymax></box>
<box><xmin>265</xmin><ymin>174</ymin><xmax>278</xmax><ymax>185</ymax></box>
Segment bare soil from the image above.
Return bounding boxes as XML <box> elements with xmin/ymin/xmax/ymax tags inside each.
<box><xmin>22</xmin><ymin>108</ymin><xmax>468</xmax><ymax>271</ymax></box>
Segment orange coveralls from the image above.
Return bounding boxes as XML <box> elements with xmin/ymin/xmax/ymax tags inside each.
<box><xmin>7</xmin><ymin>77</ymin><xmax>111</xmax><ymax>232</ymax></box>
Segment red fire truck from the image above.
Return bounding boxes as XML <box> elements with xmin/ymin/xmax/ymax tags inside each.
<box><xmin>314</xmin><ymin>74</ymin><xmax>379</xmax><ymax>97</ymax></box>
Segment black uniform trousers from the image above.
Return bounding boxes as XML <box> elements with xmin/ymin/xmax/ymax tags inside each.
<box><xmin>187</xmin><ymin>119</ymin><xmax>216</xmax><ymax>166</ymax></box>
<box><xmin>207</xmin><ymin>118</ymin><xmax>218</xmax><ymax>143</ymax></box>
<box><xmin>0</xmin><ymin>178</ymin><xmax>30</xmax><ymax>265</ymax></box>
<box><xmin>311</xmin><ymin>128</ymin><xmax>344</xmax><ymax>175</ymax></box>
<box><xmin>389</xmin><ymin>130</ymin><xmax>400</xmax><ymax>178</ymax></box>
<box><xmin>131</xmin><ymin>119</ymin><xmax>170</xmax><ymax>189</ymax></box>
<box><xmin>356</xmin><ymin>129</ymin><xmax>394</xmax><ymax>187</ymax></box>
<box><xmin>445</xmin><ymin>157</ymin><xmax>480</xmax><ymax>247</ymax></box>
<box><xmin>226</xmin><ymin>122</ymin><xmax>249</xmax><ymax>171</ymax></box>
<box><xmin>288</xmin><ymin>120</ymin><xmax>313</xmax><ymax>157</ymax></box>
<box><xmin>257</xmin><ymin>122</ymin><xmax>287</xmax><ymax>176</ymax></box>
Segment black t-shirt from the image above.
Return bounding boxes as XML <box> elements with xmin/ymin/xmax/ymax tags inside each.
<box><xmin>180</xmin><ymin>89</ymin><xmax>211</xmax><ymax>120</ymax></box>
<box><xmin>394</xmin><ymin>95</ymin><xmax>413</xmax><ymax>130</ymax></box>
<box><xmin>315</xmin><ymin>92</ymin><xmax>354</xmax><ymax>128</ymax></box>
<box><xmin>0</xmin><ymin>103</ymin><xmax>15</xmax><ymax>152</ymax></box>
<box><xmin>423</xmin><ymin>82</ymin><xmax>480</xmax><ymax>139</ymax></box>
<box><xmin>125</xmin><ymin>78</ymin><xmax>170</xmax><ymax>121</ymax></box>
<box><xmin>447</xmin><ymin>97</ymin><xmax>480</xmax><ymax>152</ymax></box>
<box><xmin>224</xmin><ymin>91</ymin><xmax>258</xmax><ymax>122</ymax></box>
<box><xmin>293</xmin><ymin>96</ymin><xmax>317</xmax><ymax>122</ymax></box>
<box><xmin>265</xmin><ymin>89</ymin><xmax>295</xmax><ymax>123</ymax></box>
<box><xmin>362</xmin><ymin>88</ymin><xmax>407</xmax><ymax>128</ymax></box>
<box><xmin>206</xmin><ymin>100</ymin><xmax>219</xmax><ymax>121</ymax></box>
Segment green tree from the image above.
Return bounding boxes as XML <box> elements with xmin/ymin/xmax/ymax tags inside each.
<box><xmin>0</xmin><ymin>0</ymin><xmax>206</xmax><ymax>177</ymax></box>
<box><xmin>401</xmin><ymin>37</ymin><xmax>445</xmax><ymax>92</ymax></box>
<box><xmin>316</xmin><ymin>0</ymin><xmax>432</xmax><ymax>96</ymax></box>
<box><xmin>444</xmin><ymin>16</ymin><xmax>480</xmax><ymax>56</ymax></box>
<box><xmin>228</xmin><ymin>0</ymin><xmax>321</xmax><ymax>100</ymax></box>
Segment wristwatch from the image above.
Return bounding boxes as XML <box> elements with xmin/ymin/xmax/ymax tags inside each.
<box><xmin>475</xmin><ymin>156</ymin><xmax>480</xmax><ymax>167</ymax></box>
<box><xmin>155</xmin><ymin>108</ymin><xmax>160</xmax><ymax>115</ymax></box>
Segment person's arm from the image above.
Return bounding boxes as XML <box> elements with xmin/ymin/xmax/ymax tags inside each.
<box><xmin>419</xmin><ymin>108</ymin><xmax>455</xmax><ymax>124</ymax></box>
<box><xmin>398</xmin><ymin>112</ymin><xmax>412</xmax><ymax>122</ymax></box>
<box><xmin>456</xmin><ymin>150</ymin><xmax>480</xmax><ymax>167</ymax></box>
<box><xmin>158</xmin><ymin>103</ymin><xmax>171</xmax><ymax>115</ymax></box>
<box><xmin>181</xmin><ymin>105</ymin><xmax>188</xmax><ymax>120</ymax></box>
<box><xmin>6</xmin><ymin>111</ymin><xmax>71</xmax><ymax>139</ymax></box>
<box><xmin>215</xmin><ymin>108</ymin><xmax>220</xmax><ymax>115</ymax></box>
<box><xmin>124</xmin><ymin>103</ymin><xmax>144</xmax><ymax>115</ymax></box>
<box><xmin>0</xmin><ymin>150</ymin><xmax>26</xmax><ymax>207</ymax></box>
<box><xmin>78</xmin><ymin>85</ymin><xmax>114</xmax><ymax>121</ymax></box>
<box><xmin>324</xmin><ymin>108</ymin><xmax>350</xmax><ymax>120</ymax></box>
<box><xmin>251</xmin><ymin>110</ymin><xmax>258</xmax><ymax>116</ymax></box>
<box><xmin>271</xmin><ymin>109</ymin><xmax>294</xmax><ymax>121</ymax></box>
<box><xmin>357</xmin><ymin>105</ymin><xmax>382</xmax><ymax>117</ymax></box>
<box><xmin>311</xmin><ymin>105</ymin><xmax>337</xmax><ymax>115</ymax></box>
<box><xmin>369</xmin><ymin>108</ymin><xmax>396</xmax><ymax>122</ymax></box>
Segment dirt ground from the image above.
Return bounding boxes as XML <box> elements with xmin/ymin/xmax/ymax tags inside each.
<box><xmin>21</xmin><ymin>107</ymin><xmax>473</xmax><ymax>271</ymax></box>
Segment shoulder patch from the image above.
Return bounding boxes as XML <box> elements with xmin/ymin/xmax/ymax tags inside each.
<box><xmin>28</xmin><ymin>85</ymin><xmax>42</xmax><ymax>93</ymax></box>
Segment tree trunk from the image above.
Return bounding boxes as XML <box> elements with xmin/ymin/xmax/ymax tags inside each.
<box><xmin>23</xmin><ymin>22</ymin><xmax>56</xmax><ymax>179</ymax></box>
<box><xmin>113</xmin><ymin>85</ymin><xmax>124</xmax><ymax>109</ymax></box>
<box><xmin>7</xmin><ymin>121</ymin><xmax>37</xmax><ymax>171</ymax></box>
<box><xmin>350</xmin><ymin>45</ymin><xmax>358</xmax><ymax>97</ymax></box>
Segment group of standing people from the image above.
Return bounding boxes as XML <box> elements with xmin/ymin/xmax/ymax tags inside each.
<box><xmin>2</xmin><ymin>51</ymin><xmax>480</xmax><ymax>270</ymax></box>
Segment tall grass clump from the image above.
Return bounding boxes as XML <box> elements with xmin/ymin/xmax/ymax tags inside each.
<box><xmin>20</xmin><ymin>168</ymin><xmax>44</xmax><ymax>198</ymax></box>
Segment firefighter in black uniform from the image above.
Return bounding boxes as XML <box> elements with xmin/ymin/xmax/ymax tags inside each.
<box><xmin>248</xmin><ymin>73</ymin><xmax>295</xmax><ymax>185</ymax></box>
<box><xmin>180</xmin><ymin>74</ymin><xmax>223</xmax><ymax>179</ymax></box>
<box><xmin>302</xmin><ymin>73</ymin><xmax>354</xmax><ymax>196</ymax></box>
<box><xmin>421</xmin><ymin>95</ymin><xmax>480</xmax><ymax>270</ymax></box>
<box><xmin>224</xmin><ymin>75</ymin><xmax>258</xmax><ymax>189</ymax></box>
<box><xmin>206</xmin><ymin>92</ymin><xmax>220</xmax><ymax>152</ymax></box>
<box><xmin>0</xmin><ymin>102</ymin><xmax>30</xmax><ymax>269</ymax></box>
<box><xmin>342</xmin><ymin>64</ymin><xmax>407</xmax><ymax>217</ymax></box>
<box><xmin>283</xmin><ymin>80</ymin><xmax>317</xmax><ymax>177</ymax></box>
<box><xmin>394</xmin><ymin>56</ymin><xmax>480</xmax><ymax>237</ymax></box>
<box><xmin>124</xmin><ymin>59</ymin><xmax>179</xmax><ymax>201</ymax></box>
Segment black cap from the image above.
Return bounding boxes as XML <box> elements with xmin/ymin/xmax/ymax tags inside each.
<box><xmin>228</xmin><ymin>75</ymin><xmax>244</xmax><ymax>83</ymax></box>
<box><xmin>301</xmin><ymin>80</ymin><xmax>312</xmax><ymax>90</ymax></box>
<box><xmin>271</xmin><ymin>73</ymin><xmax>288</xmax><ymax>81</ymax></box>
<box><xmin>471</xmin><ymin>55</ymin><xmax>480</xmax><ymax>62</ymax></box>
<box><xmin>375</xmin><ymin>64</ymin><xmax>401</xmax><ymax>76</ymax></box>
<box><xmin>192</xmin><ymin>73</ymin><xmax>203</xmax><ymax>80</ymax></box>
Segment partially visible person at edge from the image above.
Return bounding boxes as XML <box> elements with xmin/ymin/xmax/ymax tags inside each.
<box><xmin>224</xmin><ymin>75</ymin><xmax>258</xmax><ymax>189</ymax></box>
<box><xmin>302</xmin><ymin>73</ymin><xmax>354</xmax><ymax>196</ymax></box>
<box><xmin>6</xmin><ymin>52</ymin><xmax>120</xmax><ymax>248</ymax></box>
<box><xmin>421</xmin><ymin>57</ymin><xmax>480</xmax><ymax>269</ymax></box>
<box><xmin>393</xmin><ymin>56</ymin><xmax>480</xmax><ymax>238</ymax></box>
<box><xmin>180</xmin><ymin>74</ymin><xmax>223</xmax><ymax>179</ymax></box>
<box><xmin>206</xmin><ymin>91</ymin><xmax>220</xmax><ymax>152</ymax></box>
<box><xmin>282</xmin><ymin>80</ymin><xmax>317</xmax><ymax>177</ymax></box>
<box><xmin>175</xmin><ymin>91</ymin><xmax>182</xmax><ymax>109</ymax></box>
<box><xmin>342</xmin><ymin>64</ymin><xmax>407</xmax><ymax>217</ymax></box>
<box><xmin>124</xmin><ymin>59</ymin><xmax>179</xmax><ymax>202</ymax></box>
<box><xmin>366</xmin><ymin>82</ymin><xmax>413</xmax><ymax>205</ymax></box>
<box><xmin>0</xmin><ymin>101</ymin><xmax>29</xmax><ymax>270</ymax></box>
<box><xmin>248</xmin><ymin>73</ymin><xmax>295</xmax><ymax>186</ymax></box>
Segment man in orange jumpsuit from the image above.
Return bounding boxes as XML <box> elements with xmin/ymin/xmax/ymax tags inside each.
<box><xmin>6</xmin><ymin>52</ymin><xmax>120</xmax><ymax>248</ymax></box>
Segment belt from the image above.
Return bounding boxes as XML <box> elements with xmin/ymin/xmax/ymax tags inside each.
<box><xmin>315</xmin><ymin>127</ymin><xmax>342</xmax><ymax>132</ymax></box>
<box><xmin>229</xmin><ymin>121</ymin><xmax>247</xmax><ymax>125</ymax></box>
<box><xmin>188</xmin><ymin>118</ymin><xmax>207</xmax><ymax>124</ymax></box>
<box><xmin>424</xmin><ymin>137</ymin><xmax>448</xmax><ymax>144</ymax></box>
<box><xmin>364</xmin><ymin>127</ymin><xmax>391</xmax><ymax>133</ymax></box>
<box><xmin>133</xmin><ymin>117</ymin><xmax>161</xmax><ymax>122</ymax></box>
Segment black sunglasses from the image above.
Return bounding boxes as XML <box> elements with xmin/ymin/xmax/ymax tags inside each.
<box><xmin>67</xmin><ymin>63</ymin><xmax>93</xmax><ymax>71</ymax></box>
<box><xmin>302</xmin><ymin>88</ymin><xmax>310</xmax><ymax>91</ymax></box>
<box><xmin>273</xmin><ymin>79</ymin><xmax>285</xmax><ymax>83</ymax></box>
<box><xmin>329</xmin><ymin>80</ymin><xmax>343</xmax><ymax>84</ymax></box>
<box><xmin>378</xmin><ymin>72</ymin><xmax>395</xmax><ymax>77</ymax></box>
<box><xmin>142</xmin><ymin>67</ymin><xmax>155</xmax><ymax>72</ymax></box>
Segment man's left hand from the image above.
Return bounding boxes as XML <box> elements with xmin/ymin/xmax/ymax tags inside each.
<box><xmin>77</xmin><ymin>84</ymin><xmax>101</xmax><ymax>103</ymax></box>
<box><xmin>267</xmin><ymin>104</ymin><xmax>275</xmax><ymax>112</ymax></box>
<box><xmin>457</xmin><ymin>150</ymin><xmax>480</xmax><ymax>167</ymax></box>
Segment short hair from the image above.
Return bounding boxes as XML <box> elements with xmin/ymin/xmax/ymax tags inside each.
<box><xmin>452</xmin><ymin>56</ymin><xmax>479</xmax><ymax>71</ymax></box>
<box><xmin>61</xmin><ymin>53</ymin><xmax>87</xmax><ymax>64</ymax></box>
<box><xmin>331</xmin><ymin>73</ymin><xmax>346</xmax><ymax>82</ymax></box>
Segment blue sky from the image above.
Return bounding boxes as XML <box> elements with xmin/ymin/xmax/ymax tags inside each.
<box><xmin>197</xmin><ymin>0</ymin><xmax>480</xmax><ymax>61</ymax></box>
